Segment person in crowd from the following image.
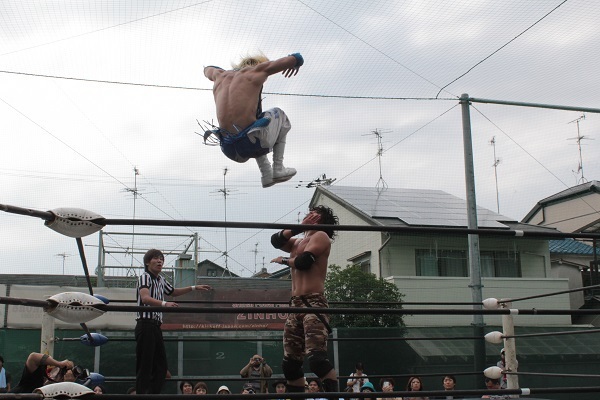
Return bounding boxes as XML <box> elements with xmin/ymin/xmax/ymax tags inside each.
<box><xmin>360</xmin><ymin>381</ymin><xmax>376</xmax><ymax>400</ymax></box>
<box><xmin>273</xmin><ymin>379</ymin><xmax>288</xmax><ymax>400</ymax></box>
<box><xmin>442</xmin><ymin>375</ymin><xmax>458</xmax><ymax>399</ymax></box>
<box><xmin>194</xmin><ymin>381</ymin><xmax>208</xmax><ymax>394</ymax></box>
<box><xmin>307</xmin><ymin>378</ymin><xmax>327</xmax><ymax>400</ymax></box>
<box><xmin>346</xmin><ymin>362</ymin><xmax>369</xmax><ymax>394</ymax></box>
<box><xmin>242</xmin><ymin>383</ymin><xmax>256</xmax><ymax>394</ymax></box>
<box><xmin>135</xmin><ymin>248</ymin><xmax>211</xmax><ymax>394</ymax></box>
<box><xmin>180</xmin><ymin>381</ymin><xmax>194</xmax><ymax>394</ymax></box>
<box><xmin>271</xmin><ymin>206</ymin><xmax>340</xmax><ymax>395</ymax></box>
<box><xmin>126</xmin><ymin>387</ymin><xmax>136</xmax><ymax>395</ymax></box>
<box><xmin>93</xmin><ymin>385</ymin><xmax>106</xmax><ymax>395</ymax></box>
<box><xmin>217</xmin><ymin>385</ymin><xmax>231</xmax><ymax>394</ymax></box>
<box><xmin>0</xmin><ymin>356</ymin><xmax>11</xmax><ymax>393</ymax></box>
<box><xmin>9</xmin><ymin>352</ymin><xmax>85</xmax><ymax>393</ymax></box>
<box><xmin>482</xmin><ymin>377</ymin><xmax>509</xmax><ymax>400</ymax></box>
<box><xmin>378</xmin><ymin>378</ymin><xmax>401</xmax><ymax>400</ymax></box>
<box><xmin>405</xmin><ymin>376</ymin><xmax>429</xmax><ymax>400</ymax></box>
<box><xmin>240</xmin><ymin>354</ymin><xmax>273</xmax><ymax>393</ymax></box>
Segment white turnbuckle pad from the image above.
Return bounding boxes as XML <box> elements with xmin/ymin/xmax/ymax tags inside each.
<box><xmin>45</xmin><ymin>208</ymin><xmax>105</xmax><ymax>238</ymax></box>
<box><xmin>35</xmin><ymin>382</ymin><xmax>94</xmax><ymax>398</ymax></box>
<box><xmin>46</xmin><ymin>292</ymin><xmax>105</xmax><ymax>323</ymax></box>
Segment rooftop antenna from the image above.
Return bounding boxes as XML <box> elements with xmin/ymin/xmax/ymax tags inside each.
<box><xmin>219</xmin><ymin>167</ymin><xmax>231</xmax><ymax>275</ymax></box>
<box><xmin>122</xmin><ymin>166</ymin><xmax>142</xmax><ymax>274</ymax></box>
<box><xmin>363</xmin><ymin>129</ymin><xmax>388</xmax><ymax>191</ymax></box>
<box><xmin>296</xmin><ymin>173</ymin><xmax>336</xmax><ymax>189</ymax></box>
<box><xmin>489</xmin><ymin>136</ymin><xmax>501</xmax><ymax>213</ymax></box>
<box><xmin>567</xmin><ymin>114</ymin><xmax>592</xmax><ymax>184</ymax></box>
<box><xmin>250</xmin><ymin>242</ymin><xmax>260</xmax><ymax>274</ymax></box>
<box><xmin>55</xmin><ymin>252</ymin><xmax>73</xmax><ymax>275</ymax></box>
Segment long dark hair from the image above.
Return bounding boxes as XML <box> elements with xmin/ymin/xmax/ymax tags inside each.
<box><xmin>311</xmin><ymin>205</ymin><xmax>339</xmax><ymax>239</ymax></box>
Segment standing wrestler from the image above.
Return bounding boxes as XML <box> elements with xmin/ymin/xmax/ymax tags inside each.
<box><xmin>270</xmin><ymin>205</ymin><xmax>339</xmax><ymax>394</ymax></box>
<box><xmin>135</xmin><ymin>249</ymin><xmax>211</xmax><ymax>394</ymax></box>
<box><xmin>203</xmin><ymin>52</ymin><xmax>303</xmax><ymax>188</ymax></box>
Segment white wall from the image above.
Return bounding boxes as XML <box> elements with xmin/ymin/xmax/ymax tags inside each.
<box><xmin>386</xmin><ymin>276</ymin><xmax>572</xmax><ymax>326</ymax></box>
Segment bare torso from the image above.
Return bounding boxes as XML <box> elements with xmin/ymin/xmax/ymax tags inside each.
<box><xmin>211</xmin><ymin>68</ymin><xmax>268</xmax><ymax>134</ymax></box>
<box><xmin>289</xmin><ymin>231</ymin><xmax>331</xmax><ymax>296</ymax></box>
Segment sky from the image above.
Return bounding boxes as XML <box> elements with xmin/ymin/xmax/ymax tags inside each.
<box><xmin>1</xmin><ymin>0</ymin><xmax>599</xmax><ymax>278</ymax></box>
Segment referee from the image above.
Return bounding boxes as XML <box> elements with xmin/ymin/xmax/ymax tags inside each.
<box><xmin>135</xmin><ymin>249</ymin><xmax>211</xmax><ymax>394</ymax></box>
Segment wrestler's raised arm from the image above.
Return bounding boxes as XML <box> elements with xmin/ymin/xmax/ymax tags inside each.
<box><xmin>204</xmin><ymin>65</ymin><xmax>225</xmax><ymax>81</ymax></box>
<box><xmin>257</xmin><ymin>53</ymin><xmax>304</xmax><ymax>78</ymax></box>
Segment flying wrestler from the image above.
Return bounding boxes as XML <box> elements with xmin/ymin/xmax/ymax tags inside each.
<box><xmin>270</xmin><ymin>205</ymin><xmax>340</xmax><ymax>395</ymax></box>
<box><xmin>203</xmin><ymin>52</ymin><xmax>303</xmax><ymax>188</ymax></box>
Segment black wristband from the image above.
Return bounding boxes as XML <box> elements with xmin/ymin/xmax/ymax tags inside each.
<box><xmin>281</xmin><ymin>257</ymin><xmax>290</xmax><ymax>266</ymax></box>
<box><xmin>290</xmin><ymin>228</ymin><xmax>302</xmax><ymax>236</ymax></box>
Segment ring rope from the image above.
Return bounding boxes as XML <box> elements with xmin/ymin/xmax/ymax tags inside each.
<box><xmin>2</xmin><ymin>386</ymin><xmax>600</xmax><ymax>399</ymax></box>
<box><xmin>2</xmin><ymin>296</ymin><xmax>600</xmax><ymax>315</ymax></box>
<box><xmin>500</xmin><ymin>283</ymin><xmax>600</xmax><ymax>303</ymax></box>
<box><xmin>109</xmin><ymin>299</ymin><xmax>481</xmax><ymax>306</ymax></box>
<box><xmin>3</xmin><ymin>203</ymin><xmax>600</xmax><ymax>239</ymax></box>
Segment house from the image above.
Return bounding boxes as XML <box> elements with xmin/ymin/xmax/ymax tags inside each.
<box><xmin>522</xmin><ymin>180</ymin><xmax>600</xmax><ymax>234</ymax></box>
<box><xmin>198</xmin><ymin>259</ymin><xmax>239</xmax><ymax>278</ymax></box>
<box><xmin>309</xmin><ymin>185</ymin><xmax>572</xmax><ymax>327</ymax></box>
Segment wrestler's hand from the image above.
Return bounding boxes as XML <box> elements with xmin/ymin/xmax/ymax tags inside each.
<box><xmin>302</xmin><ymin>212</ymin><xmax>321</xmax><ymax>225</ymax></box>
<box><xmin>271</xmin><ymin>256</ymin><xmax>285</xmax><ymax>265</ymax></box>
<box><xmin>58</xmin><ymin>360</ymin><xmax>73</xmax><ymax>370</ymax></box>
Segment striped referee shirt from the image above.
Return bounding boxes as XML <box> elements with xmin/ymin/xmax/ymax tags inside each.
<box><xmin>136</xmin><ymin>271</ymin><xmax>174</xmax><ymax>323</ymax></box>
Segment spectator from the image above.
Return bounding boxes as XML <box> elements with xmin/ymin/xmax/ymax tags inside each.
<box><xmin>126</xmin><ymin>387</ymin><xmax>136</xmax><ymax>395</ymax></box>
<box><xmin>93</xmin><ymin>385</ymin><xmax>106</xmax><ymax>395</ymax></box>
<box><xmin>9</xmin><ymin>352</ymin><xmax>85</xmax><ymax>393</ymax></box>
<box><xmin>217</xmin><ymin>385</ymin><xmax>231</xmax><ymax>394</ymax></box>
<box><xmin>432</xmin><ymin>375</ymin><xmax>457</xmax><ymax>399</ymax></box>
<box><xmin>307</xmin><ymin>378</ymin><xmax>327</xmax><ymax>400</ymax></box>
<box><xmin>240</xmin><ymin>354</ymin><xmax>273</xmax><ymax>393</ymax></box>
<box><xmin>378</xmin><ymin>378</ymin><xmax>401</xmax><ymax>400</ymax></box>
<box><xmin>242</xmin><ymin>383</ymin><xmax>256</xmax><ymax>394</ymax></box>
<box><xmin>272</xmin><ymin>379</ymin><xmax>287</xmax><ymax>400</ymax></box>
<box><xmin>0</xmin><ymin>355</ymin><xmax>11</xmax><ymax>393</ymax></box>
<box><xmin>496</xmin><ymin>348</ymin><xmax>517</xmax><ymax>389</ymax></box>
<box><xmin>405</xmin><ymin>376</ymin><xmax>429</xmax><ymax>400</ymax></box>
<box><xmin>346</xmin><ymin>362</ymin><xmax>369</xmax><ymax>395</ymax></box>
<box><xmin>360</xmin><ymin>381</ymin><xmax>376</xmax><ymax>400</ymax></box>
<box><xmin>194</xmin><ymin>382</ymin><xmax>208</xmax><ymax>395</ymax></box>
<box><xmin>180</xmin><ymin>381</ymin><xmax>194</xmax><ymax>394</ymax></box>
<box><xmin>482</xmin><ymin>377</ymin><xmax>509</xmax><ymax>400</ymax></box>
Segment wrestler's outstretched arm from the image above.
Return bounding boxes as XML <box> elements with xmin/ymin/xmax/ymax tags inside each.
<box><xmin>204</xmin><ymin>65</ymin><xmax>225</xmax><ymax>81</ymax></box>
<box><xmin>258</xmin><ymin>53</ymin><xmax>304</xmax><ymax>78</ymax></box>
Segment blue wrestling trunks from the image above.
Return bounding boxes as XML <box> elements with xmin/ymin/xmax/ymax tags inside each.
<box><xmin>218</xmin><ymin>116</ymin><xmax>271</xmax><ymax>163</ymax></box>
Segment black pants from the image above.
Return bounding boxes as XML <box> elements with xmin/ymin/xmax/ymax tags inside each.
<box><xmin>135</xmin><ymin>319</ymin><xmax>168</xmax><ymax>394</ymax></box>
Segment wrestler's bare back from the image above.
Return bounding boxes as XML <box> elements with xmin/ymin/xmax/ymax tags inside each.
<box><xmin>204</xmin><ymin>55</ymin><xmax>300</xmax><ymax>134</ymax></box>
<box><xmin>211</xmin><ymin>69</ymin><xmax>267</xmax><ymax>134</ymax></box>
<box><xmin>289</xmin><ymin>231</ymin><xmax>331</xmax><ymax>296</ymax></box>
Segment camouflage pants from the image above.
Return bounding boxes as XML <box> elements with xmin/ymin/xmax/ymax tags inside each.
<box><xmin>283</xmin><ymin>293</ymin><xmax>330</xmax><ymax>362</ymax></box>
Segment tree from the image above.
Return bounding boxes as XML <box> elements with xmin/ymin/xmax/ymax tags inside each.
<box><xmin>325</xmin><ymin>264</ymin><xmax>405</xmax><ymax>328</ymax></box>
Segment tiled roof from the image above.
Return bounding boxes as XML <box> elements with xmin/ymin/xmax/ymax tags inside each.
<box><xmin>549</xmin><ymin>238</ymin><xmax>600</xmax><ymax>255</ymax></box>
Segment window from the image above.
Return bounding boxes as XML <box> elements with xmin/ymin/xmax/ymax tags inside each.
<box><xmin>481</xmin><ymin>251</ymin><xmax>521</xmax><ymax>277</ymax></box>
<box><xmin>415</xmin><ymin>249</ymin><xmax>521</xmax><ymax>277</ymax></box>
<box><xmin>415</xmin><ymin>249</ymin><xmax>468</xmax><ymax>277</ymax></box>
<box><xmin>348</xmin><ymin>252</ymin><xmax>371</xmax><ymax>274</ymax></box>
<box><xmin>207</xmin><ymin>268</ymin><xmax>217</xmax><ymax>277</ymax></box>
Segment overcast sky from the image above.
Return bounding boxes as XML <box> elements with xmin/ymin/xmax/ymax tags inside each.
<box><xmin>1</xmin><ymin>0</ymin><xmax>599</xmax><ymax>278</ymax></box>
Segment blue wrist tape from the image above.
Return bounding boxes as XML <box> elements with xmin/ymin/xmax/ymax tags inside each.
<box><xmin>289</xmin><ymin>53</ymin><xmax>304</xmax><ymax>68</ymax></box>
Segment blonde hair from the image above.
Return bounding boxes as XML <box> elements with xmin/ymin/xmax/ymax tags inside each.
<box><xmin>233</xmin><ymin>51</ymin><xmax>269</xmax><ymax>69</ymax></box>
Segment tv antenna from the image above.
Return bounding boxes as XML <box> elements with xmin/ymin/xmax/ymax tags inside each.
<box><xmin>250</xmin><ymin>242</ymin><xmax>260</xmax><ymax>274</ymax></box>
<box><xmin>489</xmin><ymin>136</ymin><xmax>501</xmax><ymax>213</ymax></box>
<box><xmin>122</xmin><ymin>166</ymin><xmax>142</xmax><ymax>273</ymax></box>
<box><xmin>55</xmin><ymin>252</ymin><xmax>73</xmax><ymax>275</ymax></box>
<box><xmin>567</xmin><ymin>114</ymin><xmax>593</xmax><ymax>184</ymax></box>
<box><xmin>296</xmin><ymin>174</ymin><xmax>336</xmax><ymax>188</ymax></box>
<box><xmin>363</xmin><ymin>129</ymin><xmax>388</xmax><ymax>191</ymax></box>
